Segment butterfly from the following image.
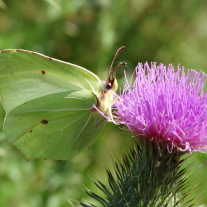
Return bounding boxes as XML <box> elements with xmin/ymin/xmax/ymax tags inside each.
<box><xmin>0</xmin><ymin>46</ymin><xmax>125</xmax><ymax>160</ymax></box>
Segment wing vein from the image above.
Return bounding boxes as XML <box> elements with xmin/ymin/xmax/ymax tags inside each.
<box><xmin>66</xmin><ymin>113</ymin><xmax>92</xmax><ymax>157</ymax></box>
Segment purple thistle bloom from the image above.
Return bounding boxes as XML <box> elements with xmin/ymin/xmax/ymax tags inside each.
<box><xmin>114</xmin><ymin>62</ymin><xmax>207</xmax><ymax>153</ymax></box>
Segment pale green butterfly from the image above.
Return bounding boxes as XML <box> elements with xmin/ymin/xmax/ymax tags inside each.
<box><xmin>0</xmin><ymin>46</ymin><xmax>125</xmax><ymax>160</ymax></box>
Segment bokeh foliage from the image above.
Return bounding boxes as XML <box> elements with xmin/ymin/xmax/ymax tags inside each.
<box><xmin>0</xmin><ymin>0</ymin><xmax>207</xmax><ymax>206</ymax></box>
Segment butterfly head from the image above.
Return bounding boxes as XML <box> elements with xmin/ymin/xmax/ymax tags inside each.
<box><xmin>97</xmin><ymin>46</ymin><xmax>126</xmax><ymax>122</ymax></box>
<box><xmin>102</xmin><ymin>77</ymin><xmax>118</xmax><ymax>94</ymax></box>
<box><xmin>104</xmin><ymin>46</ymin><xmax>126</xmax><ymax>93</ymax></box>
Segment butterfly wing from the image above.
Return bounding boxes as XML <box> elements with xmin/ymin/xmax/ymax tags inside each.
<box><xmin>0</xmin><ymin>49</ymin><xmax>102</xmax><ymax>113</ymax></box>
<box><xmin>0</xmin><ymin>49</ymin><xmax>106</xmax><ymax>160</ymax></box>
<box><xmin>5</xmin><ymin>91</ymin><xmax>106</xmax><ymax>160</ymax></box>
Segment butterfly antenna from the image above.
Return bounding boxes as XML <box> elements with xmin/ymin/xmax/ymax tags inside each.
<box><xmin>108</xmin><ymin>62</ymin><xmax>127</xmax><ymax>78</ymax></box>
<box><xmin>108</xmin><ymin>46</ymin><xmax>126</xmax><ymax>78</ymax></box>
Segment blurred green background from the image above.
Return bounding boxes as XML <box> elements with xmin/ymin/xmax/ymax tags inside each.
<box><xmin>0</xmin><ymin>0</ymin><xmax>207</xmax><ymax>206</ymax></box>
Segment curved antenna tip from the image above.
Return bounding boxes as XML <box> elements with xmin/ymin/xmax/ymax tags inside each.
<box><xmin>117</xmin><ymin>46</ymin><xmax>125</xmax><ymax>52</ymax></box>
<box><xmin>109</xmin><ymin>46</ymin><xmax>126</xmax><ymax>77</ymax></box>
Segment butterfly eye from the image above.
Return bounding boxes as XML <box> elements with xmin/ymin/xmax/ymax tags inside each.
<box><xmin>106</xmin><ymin>83</ymin><xmax>112</xmax><ymax>90</ymax></box>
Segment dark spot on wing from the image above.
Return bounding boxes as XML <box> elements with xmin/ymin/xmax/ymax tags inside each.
<box><xmin>30</xmin><ymin>130</ymin><xmax>33</xmax><ymax>133</ymax></box>
<box><xmin>41</xmin><ymin>120</ymin><xmax>48</xmax><ymax>124</ymax></box>
<box><xmin>41</xmin><ymin>70</ymin><xmax>45</xmax><ymax>74</ymax></box>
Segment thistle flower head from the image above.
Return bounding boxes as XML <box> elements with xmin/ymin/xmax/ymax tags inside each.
<box><xmin>115</xmin><ymin>62</ymin><xmax>207</xmax><ymax>153</ymax></box>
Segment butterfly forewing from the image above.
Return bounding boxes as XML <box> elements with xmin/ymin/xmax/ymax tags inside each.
<box><xmin>0</xmin><ymin>49</ymin><xmax>102</xmax><ymax>113</ymax></box>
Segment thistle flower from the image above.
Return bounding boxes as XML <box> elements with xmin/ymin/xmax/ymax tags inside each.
<box><xmin>114</xmin><ymin>62</ymin><xmax>207</xmax><ymax>153</ymax></box>
<box><xmin>80</xmin><ymin>62</ymin><xmax>203</xmax><ymax>207</ymax></box>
